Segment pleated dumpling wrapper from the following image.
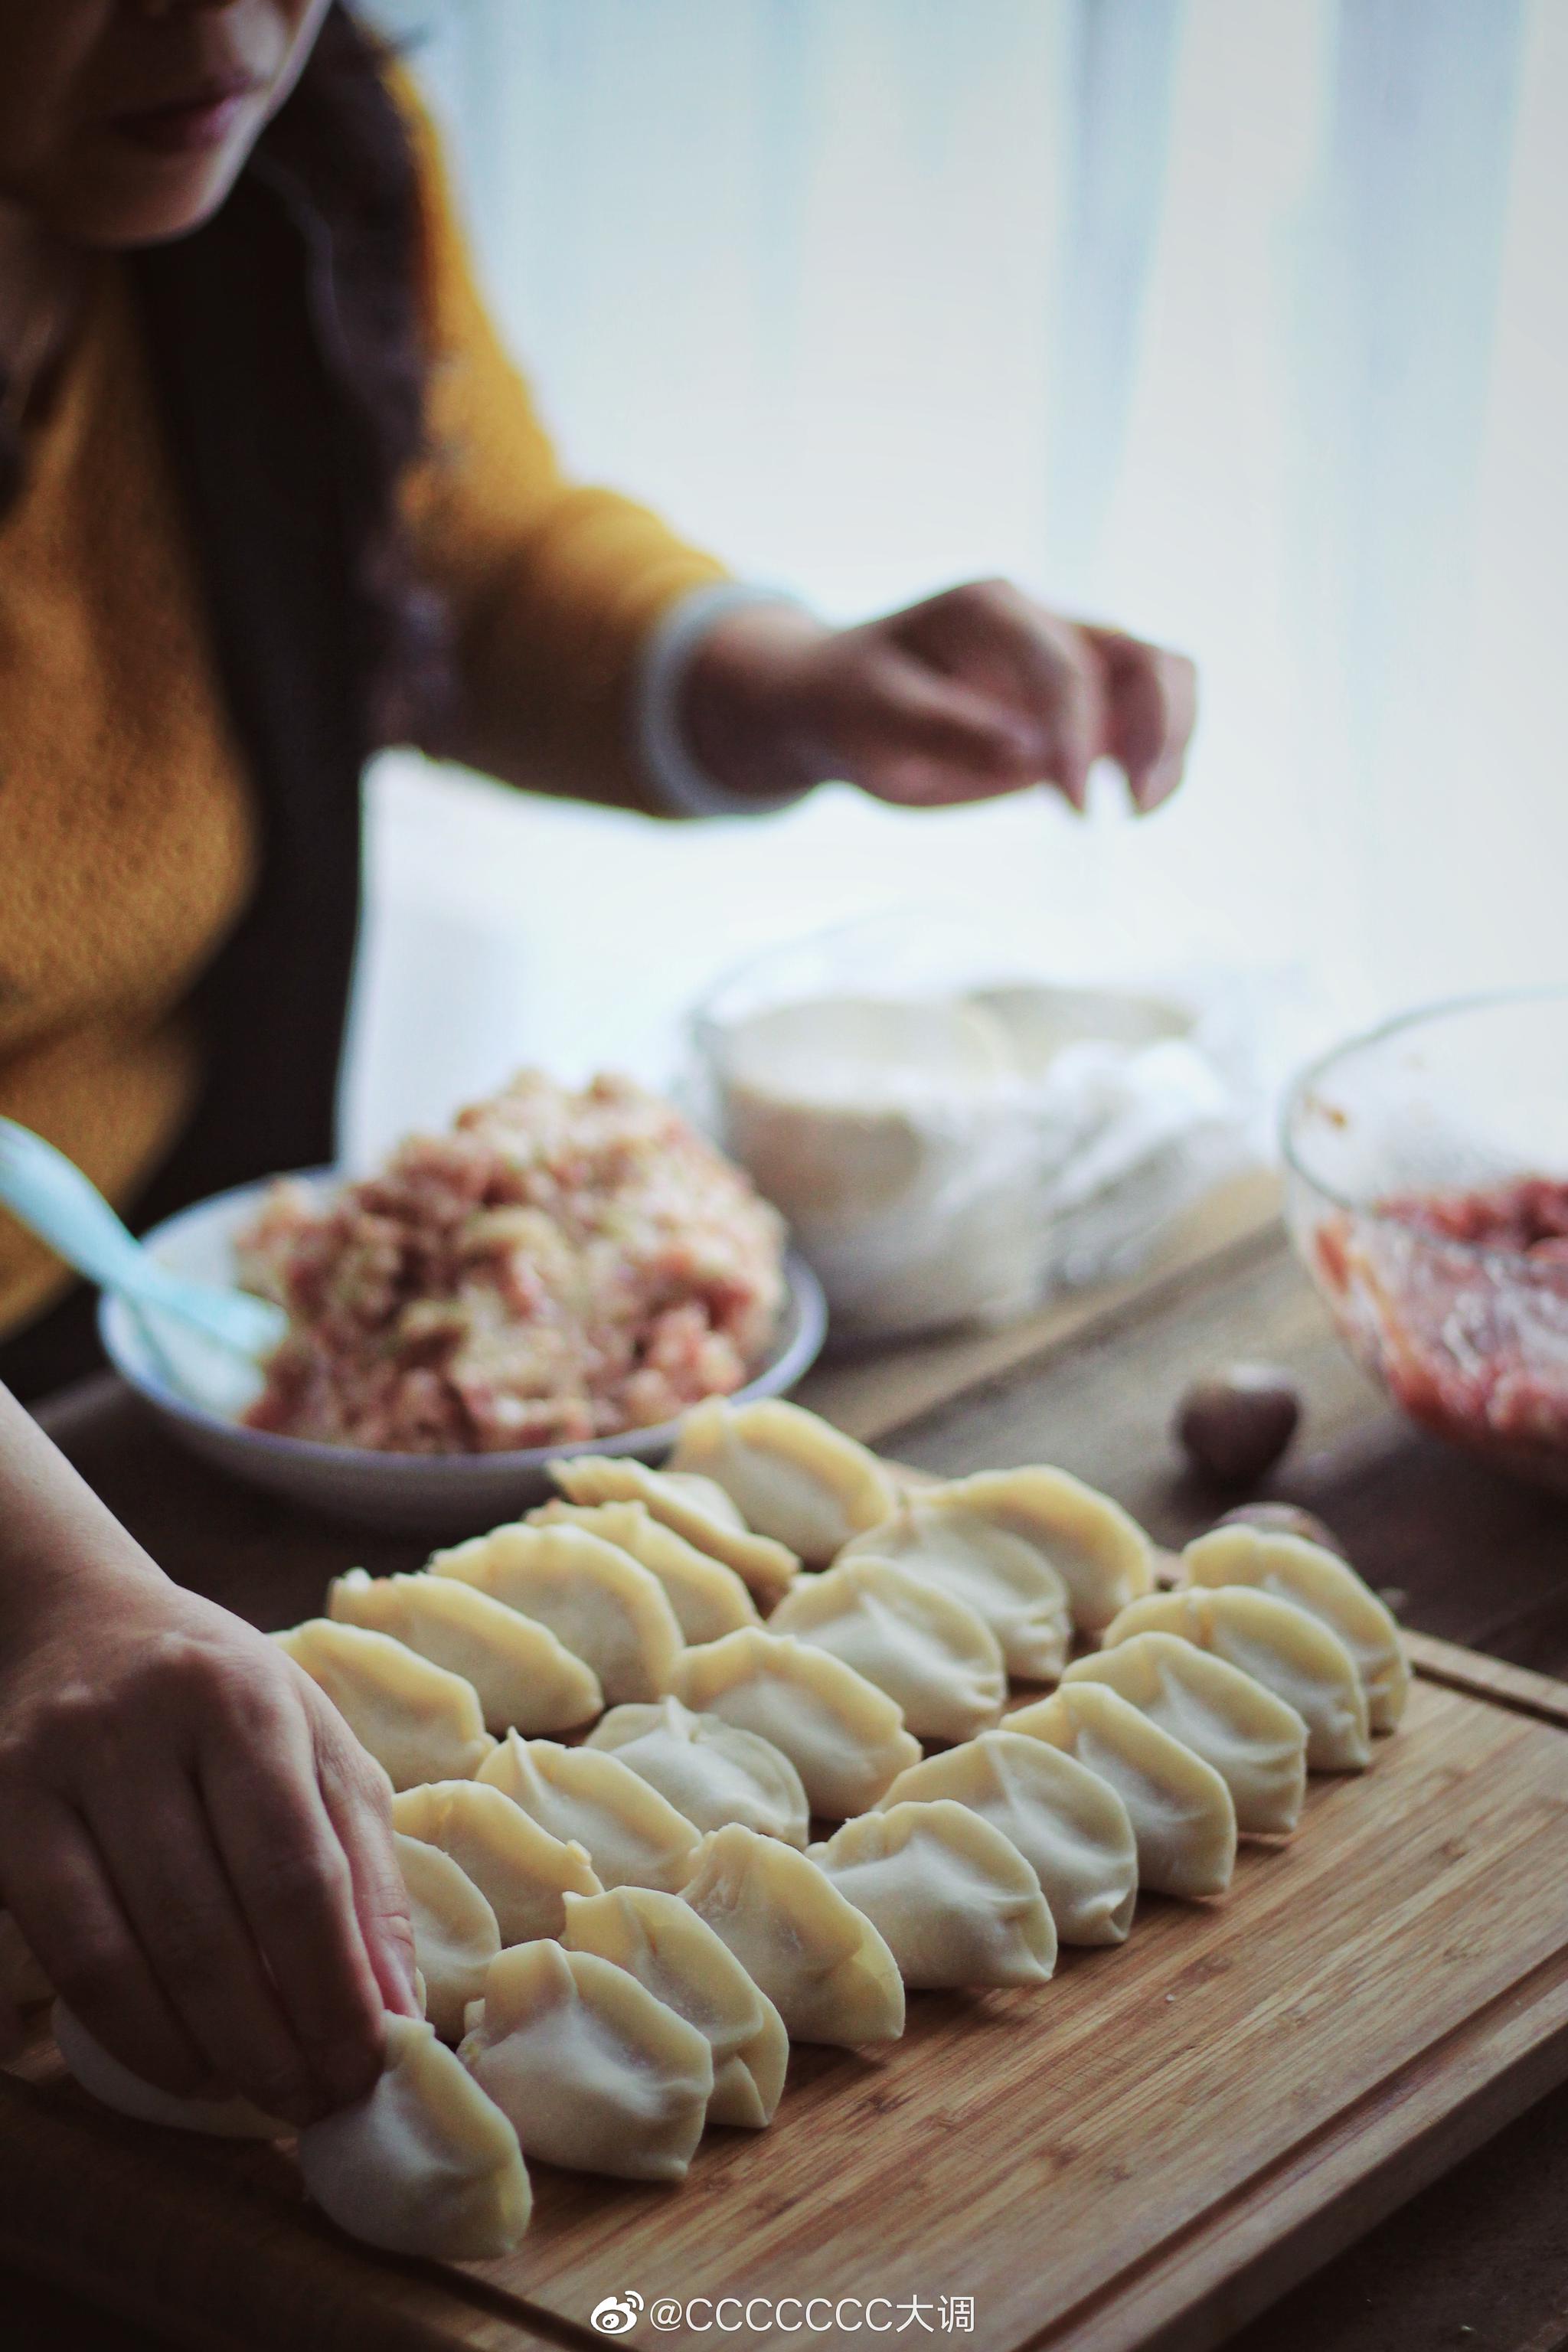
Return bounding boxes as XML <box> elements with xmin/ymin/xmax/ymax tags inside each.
<box><xmin>1182</xmin><ymin>1525</ymin><xmax>1409</xmax><ymax>1733</ymax></box>
<box><xmin>273</xmin><ymin>1619</ymin><xmax>494</xmax><ymax>1791</ymax></box>
<box><xmin>846</xmin><ymin>1465</ymin><xmax>1152</xmax><ymax>1649</ymax></box>
<box><xmin>393</xmin><ymin>1780</ymin><xmax>603</xmax><ymax>1945</ymax></box>
<box><xmin>879</xmin><ymin>1731</ymin><xmax>1138</xmax><ymax>1945</ymax></box>
<box><xmin>838</xmin><ymin>1494</ymin><xmax>1070</xmax><ymax>1681</ymax></box>
<box><xmin>560</xmin><ymin>1885</ymin><xmax>789</xmax><ymax>2128</ymax></box>
<box><xmin>479</xmin><ymin>1732</ymin><xmax>702</xmax><ymax>1893</ymax></box>
<box><xmin>429</xmin><ymin>1522</ymin><xmax>681</xmax><ymax>1707</ymax></box>
<box><xmin>678</xmin><ymin>1823</ymin><xmax>904</xmax><ymax>2046</ymax></box>
<box><xmin>54</xmin><ymin>2003</ymin><xmax>283</xmax><ymax>2138</ymax></box>
<box><xmin>586</xmin><ymin>1696</ymin><xmax>810</xmax><ymax>1847</ymax></box>
<box><xmin>770</xmin><ymin>1557</ymin><xmax>1007</xmax><ymax>1743</ymax></box>
<box><xmin>328</xmin><ymin>1567</ymin><xmax>601</xmax><ymax>1736</ymax></box>
<box><xmin>1006</xmin><ymin>1683</ymin><xmax>1236</xmax><ymax>1899</ymax></box>
<box><xmin>299</xmin><ymin>2014</ymin><xmax>530</xmax><ymax>2259</ymax></box>
<box><xmin>1101</xmin><ymin>1586</ymin><xmax>1370</xmax><ymax>1772</ymax></box>
<box><xmin>1062</xmin><ymin>1631</ymin><xmax>1307</xmax><ymax>1837</ymax></box>
<box><xmin>809</xmin><ymin>1800</ymin><xmax>1056</xmax><ymax>1989</ymax></box>
<box><xmin>394</xmin><ymin>1832</ymin><xmax>500</xmax><ymax>2041</ymax></box>
<box><xmin>527</xmin><ymin>1498</ymin><xmax>760</xmax><ymax>1644</ymax></box>
<box><xmin>548</xmin><ymin>1455</ymin><xmax>799</xmax><ymax>1608</ymax></box>
<box><xmin>460</xmin><ymin>1940</ymin><xmax>713</xmax><ymax>2182</ymax></box>
<box><xmin>671</xmin><ymin>1628</ymin><xmax>920</xmax><ymax>1820</ymax></box>
<box><xmin>669</xmin><ymin>1397</ymin><xmax>897</xmax><ymax>1566</ymax></box>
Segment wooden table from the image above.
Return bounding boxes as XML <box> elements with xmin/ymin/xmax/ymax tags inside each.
<box><xmin>8</xmin><ymin>1179</ymin><xmax>1568</xmax><ymax>2352</ymax></box>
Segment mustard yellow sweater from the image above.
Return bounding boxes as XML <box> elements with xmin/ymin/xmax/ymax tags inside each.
<box><xmin>0</xmin><ymin>88</ymin><xmax>726</xmax><ymax>1341</ymax></box>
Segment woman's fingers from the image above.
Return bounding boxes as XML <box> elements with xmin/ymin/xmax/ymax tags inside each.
<box><xmin>835</xmin><ymin>648</ymin><xmax>1044</xmax><ymax>806</ymax></box>
<box><xmin>0</xmin><ymin>1789</ymin><xmax>208</xmax><ymax>2096</ymax></box>
<box><xmin>82</xmin><ymin>1761</ymin><xmax>325</xmax><ymax>2128</ymax></box>
<box><xmin>894</xmin><ymin>581</ymin><xmax>1106</xmax><ymax>810</ymax></box>
<box><xmin>198</xmin><ymin>1685</ymin><xmax>400</xmax><ymax>2110</ymax></box>
<box><xmin>311</xmin><ymin>1719</ymin><xmax>420</xmax><ymax>2022</ymax></box>
<box><xmin>1083</xmin><ymin>626</ymin><xmax>1198</xmax><ymax>811</ymax></box>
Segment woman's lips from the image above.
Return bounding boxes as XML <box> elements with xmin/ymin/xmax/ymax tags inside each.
<box><xmin>109</xmin><ymin>82</ymin><xmax>262</xmax><ymax>156</ymax></box>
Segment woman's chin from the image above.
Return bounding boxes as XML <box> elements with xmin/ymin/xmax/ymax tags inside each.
<box><xmin>44</xmin><ymin>137</ymin><xmax>256</xmax><ymax>249</ymax></box>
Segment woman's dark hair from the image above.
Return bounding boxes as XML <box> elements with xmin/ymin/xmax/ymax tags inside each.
<box><xmin>0</xmin><ymin>3</ymin><xmax>446</xmax><ymax>745</ymax></box>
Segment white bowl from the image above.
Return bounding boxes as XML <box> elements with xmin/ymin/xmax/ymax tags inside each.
<box><xmin>99</xmin><ymin>1171</ymin><xmax>828</xmax><ymax>1536</ymax></box>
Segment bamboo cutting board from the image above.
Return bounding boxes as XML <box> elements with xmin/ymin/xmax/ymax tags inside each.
<box><xmin>3</xmin><ymin>1629</ymin><xmax>1567</xmax><ymax>2352</ymax></box>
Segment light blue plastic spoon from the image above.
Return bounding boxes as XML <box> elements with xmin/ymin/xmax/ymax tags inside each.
<box><xmin>0</xmin><ymin>1118</ymin><xmax>286</xmax><ymax>1408</ymax></box>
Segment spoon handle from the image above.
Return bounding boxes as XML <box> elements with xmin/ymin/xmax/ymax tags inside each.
<box><xmin>0</xmin><ymin>1119</ymin><xmax>286</xmax><ymax>1357</ymax></box>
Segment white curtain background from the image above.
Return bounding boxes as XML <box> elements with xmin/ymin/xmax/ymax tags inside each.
<box><xmin>346</xmin><ymin>0</ymin><xmax>1568</xmax><ymax>1164</ymax></box>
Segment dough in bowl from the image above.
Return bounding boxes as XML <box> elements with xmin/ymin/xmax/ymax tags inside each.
<box><xmin>478</xmin><ymin>1733</ymin><xmax>701</xmax><ymax>1893</ymax></box>
<box><xmin>586</xmin><ymin>1696</ymin><xmax>810</xmax><ymax>1847</ymax></box>
<box><xmin>879</xmin><ymin>1730</ymin><xmax>1138</xmax><ymax>1945</ymax></box>
<box><xmin>1062</xmin><ymin>1631</ymin><xmax>1308</xmax><ymax>1837</ymax></box>
<box><xmin>809</xmin><ymin>1800</ymin><xmax>1057</xmax><ymax>1988</ymax></box>
<box><xmin>460</xmin><ymin>1941</ymin><xmax>713</xmax><ymax>2182</ymax></box>
<box><xmin>327</xmin><ymin>1567</ymin><xmax>601</xmax><ymax>1734</ymax></box>
<box><xmin>671</xmin><ymin>1628</ymin><xmax>920</xmax><ymax>1820</ymax></box>
<box><xmin>299</xmin><ymin>2013</ymin><xmax>531</xmax><ymax>2259</ymax></box>
<box><xmin>669</xmin><ymin>1397</ymin><xmax>895</xmax><ymax>1564</ymax></box>
<box><xmin>770</xmin><ymin>1557</ymin><xmax>1007</xmax><ymax>1743</ymax></box>
<box><xmin>560</xmin><ymin>1884</ymin><xmax>789</xmax><ymax>2128</ymax></box>
<box><xmin>273</xmin><ymin>1619</ymin><xmax>494</xmax><ymax>1791</ymax></box>
<box><xmin>429</xmin><ymin>1522</ymin><xmax>682</xmax><ymax>1706</ymax></box>
<box><xmin>678</xmin><ymin>1824</ymin><xmax>904</xmax><ymax>2047</ymax></box>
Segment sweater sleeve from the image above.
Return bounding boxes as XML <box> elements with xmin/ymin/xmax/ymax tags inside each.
<box><xmin>394</xmin><ymin>80</ymin><xmax>731</xmax><ymax>814</ymax></box>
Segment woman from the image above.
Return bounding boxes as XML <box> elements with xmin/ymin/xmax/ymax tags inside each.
<box><xmin>0</xmin><ymin>2</ymin><xmax>1195</xmax><ymax>2126</ymax></box>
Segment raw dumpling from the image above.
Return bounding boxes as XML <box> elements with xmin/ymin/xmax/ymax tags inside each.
<box><xmin>430</xmin><ymin>1521</ymin><xmax>682</xmax><ymax>1705</ymax></box>
<box><xmin>478</xmin><ymin>1733</ymin><xmax>701</xmax><ymax>1893</ymax></box>
<box><xmin>328</xmin><ymin>1566</ymin><xmax>601</xmax><ymax>1735</ymax></box>
<box><xmin>879</xmin><ymin>1732</ymin><xmax>1138</xmax><ymax>1945</ymax></box>
<box><xmin>54</xmin><ymin>2003</ymin><xmax>283</xmax><ymax>2138</ymax></box>
<box><xmin>548</xmin><ymin>1455</ymin><xmax>800</xmax><ymax>1607</ymax></box>
<box><xmin>846</xmin><ymin>1465</ymin><xmax>1152</xmax><ymax>1642</ymax></box>
<box><xmin>459</xmin><ymin>1941</ymin><xmax>713</xmax><ymax>2181</ymax></box>
<box><xmin>395</xmin><ymin>1833</ymin><xmax>500</xmax><ymax>2040</ymax></box>
<box><xmin>527</xmin><ymin>1498</ymin><xmax>760</xmax><ymax>1643</ymax></box>
<box><xmin>1101</xmin><ymin>1586</ymin><xmax>1370</xmax><ymax>1772</ymax></box>
<box><xmin>299</xmin><ymin>2013</ymin><xmax>530</xmax><ymax>2259</ymax></box>
<box><xmin>273</xmin><ymin>1619</ymin><xmax>495</xmax><ymax>1791</ymax></box>
<box><xmin>1006</xmin><ymin>1683</ymin><xmax>1236</xmax><ymax>1899</ymax></box>
<box><xmin>560</xmin><ymin>1885</ymin><xmax>789</xmax><ymax>2128</ymax></box>
<box><xmin>586</xmin><ymin>1697</ymin><xmax>810</xmax><ymax>1847</ymax></box>
<box><xmin>669</xmin><ymin>1397</ymin><xmax>896</xmax><ymax>1565</ymax></box>
<box><xmin>1062</xmin><ymin>1631</ymin><xmax>1308</xmax><ymax>1836</ymax></box>
<box><xmin>838</xmin><ymin>1498</ymin><xmax>1072</xmax><ymax>1681</ymax></box>
<box><xmin>392</xmin><ymin>1780</ymin><xmax>603</xmax><ymax>1945</ymax></box>
<box><xmin>808</xmin><ymin>1801</ymin><xmax>1056</xmax><ymax>1988</ymax></box>
<box><xmin>678</xmin><ymin>1824</ymin><xmax>904</xmax><ymax>2046</ymax></box>
<box><xmin>671</xmin><ymin>1629</ymin><xmax>920</xmax><ymax>1820</ymax></box>
<box><xmin>1183</xmin><ymin>1526</ymin><xmax>1409</xmax><ymax>1732</ymax></box>
<box><xmin>770</xmin><ymin>1558</ymin><xmax>1006</xmax><ymax>1743</ymax></box>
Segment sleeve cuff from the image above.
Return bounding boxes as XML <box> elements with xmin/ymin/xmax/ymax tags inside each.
<box><xmin>635</xmin><ymin>582</ymin><xmax>816</xmax><ymax>818</ymax></box>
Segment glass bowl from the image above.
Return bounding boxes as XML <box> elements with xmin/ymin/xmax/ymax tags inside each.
<box><xmin>1283</xmin><ymin>988</ymin><xmax>1568</xmax><ymax>1491</ymax></box>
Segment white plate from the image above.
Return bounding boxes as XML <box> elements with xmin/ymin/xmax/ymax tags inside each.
<box><xmin>99</xmin><ymin>1171</ymin><xmax>827</xmax><ymax>1537</ymax></box>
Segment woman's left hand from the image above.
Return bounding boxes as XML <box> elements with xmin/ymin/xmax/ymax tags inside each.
<box><xmin>679</xmin><ymin>580</ymin><xmax>1197</xmax><ymax>815</ymax></box>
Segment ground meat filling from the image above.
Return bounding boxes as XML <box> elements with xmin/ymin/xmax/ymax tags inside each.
<box><xmin>236</xmin><ymin>1073</ymin><xmax>786</xmax><ymax>1453</ymax></box>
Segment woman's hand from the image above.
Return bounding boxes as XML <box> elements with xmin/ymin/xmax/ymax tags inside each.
<box><xmin>680</xmin><ymin>581</ymin><xmax>1197</xmax><ymax>814</ymax></box>
<box><xmin>0</xmin><ymin>1387</ymin><xmax>416</xmax><ymax>2125</ymax></box>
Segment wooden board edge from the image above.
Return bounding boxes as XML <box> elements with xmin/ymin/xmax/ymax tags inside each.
<box><xmin>1405</xmin><ymin>1632</ymin><xmax>1568</xmax><ymax>1728</ymax></box>
<box><xmin>1031</xmin><ymin>1947</ymin><xmax>1568</xmax><ymax>2352</ymax></box>
<box><xmin>0</xmin><ymin>2071</ymin><xmax>572</xmax><ymax>2352</ymax></box>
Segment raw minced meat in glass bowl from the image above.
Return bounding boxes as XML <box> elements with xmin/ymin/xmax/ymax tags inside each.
<box><xmin>98</xmin><ymin>1073</ymin><xmax>825</xmax><ymax>1534</ymax></box>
